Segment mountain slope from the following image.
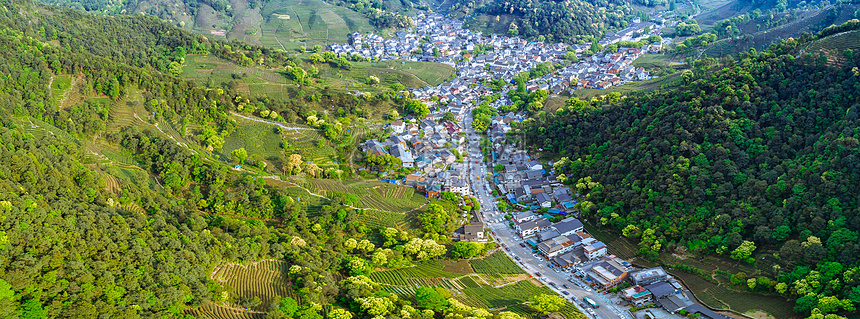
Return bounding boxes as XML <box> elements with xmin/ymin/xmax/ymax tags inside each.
<box><xmin>521</xmin><ymin>24</ymin><xmax>860</xmax><ymax>317</ymax></box>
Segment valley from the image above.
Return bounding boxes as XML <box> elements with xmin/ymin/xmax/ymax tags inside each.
<box><xmin>0</xmin><ymin>0</ymin><xmax>859</xmax><ymax>318</ymax></box>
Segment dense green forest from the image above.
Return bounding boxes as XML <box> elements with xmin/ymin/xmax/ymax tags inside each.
<box><xmin>520</xmin><ymin>21</ymin><xmax>860</xmax><ymax>318</ymax></box>
<box><xmin>449</xmin><ymin>0</ymin><xmax>642</xmax><ymax>43</ymax></box>
<box><xmin>33</xmin><ymin>0</ymin><xmax>243</xmax><ymax>28</ymax></box>
<box><xmin>0</xmin><ymin>0</ymin><xmax>577</xmax><ymax>317</ymax></box>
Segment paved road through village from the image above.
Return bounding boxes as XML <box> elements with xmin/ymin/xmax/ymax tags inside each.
<box><xmin>462</xmin><ymin>113</ymin><xmax>632</xmax><ymax>319</ymax></box>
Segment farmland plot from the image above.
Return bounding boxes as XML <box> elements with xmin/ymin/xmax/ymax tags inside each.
<box><xmin>210</xmin><ymin>259</ymin><xmax>298</xmax><ymax>312</ymax></box>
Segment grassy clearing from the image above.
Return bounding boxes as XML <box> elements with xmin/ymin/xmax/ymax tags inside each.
<box><xmin>220</xmin><ymin>121</ymin><xmax>285</xmax><ymax>162</ymax></box>
<box><xmin>470</xmin><ymin>252</ymin><xmax>525</xmax><ymax>275</ymax></box>
<box><xmin>373</xmin><ymin>60</ymin><xmax>457</xmax><ymax>87</ymax></box>
<box><xmin>50</xmin><ymin>74</ymin><xmax>73</xmax><ymax>107</ymax></box>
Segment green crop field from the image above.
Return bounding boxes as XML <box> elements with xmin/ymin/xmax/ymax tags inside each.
<box><xmin>805</xmin><ymin>30</ymin><xmax>860</xmax><ymax>57</ymax></box>
<box><xmin>368</xmin><ymin>262</ymin><xmax>462</xmax><ymax>285</ymax></box>
<box><xmin>470</xmin><ymin>252</ymin><xmax>525</xmax><ymax>275</ymax></box>
<box><xmin>310</xmin><ymin>179</ymin><xmax>428</xmax><ymax>213</ymax></box>
<box><xmin>210</xmin><ymin>259</ymin><xmax>298</xmax><ymax>312</ymax></box>
<box><xmin>368</xmin><ymin>259</ymin><xmax>583</xmax><ymax>318</ymax></box>
<box><xmin>462</xmin><ymin>280</ymin><xmax>557</xmax><ymax>309</ymax></box>
<box><xmin>186</xmin><ymin>302</ymin><xmax>265</xmax><ymax>319</ymax></box>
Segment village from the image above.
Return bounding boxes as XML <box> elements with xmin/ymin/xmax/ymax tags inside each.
<box><xmin>355</xmin><ymin>10</ymin><xmax>728</xmax><ymax>319</ymax></box>
<box><xmin>330</xmin><ymin>12</ymin><xmax>670</xmax><ymax>111</ymax></box>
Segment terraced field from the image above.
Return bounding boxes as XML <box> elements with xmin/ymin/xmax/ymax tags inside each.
<box><xmin>470</xmin><ymin>252</ymin><xmax>525</xmax><ymax>275</ymax></box>
<box><xmin>310</xmin><ymin>179</ymin><xmax>428</xmax><ymax>213</ymax></box>
<box><xmin>186</xmin><ymin>303</ymin><xmax>264</xmax><ymax>319</ymax></box>
<box><xmin>281</xmin><ymin>129</ymin><xmax>337</xmax><ymax>166</ymax></box>
<box><xmin>258</xmin><ymin>0</ymin><xmax>378</xmax><ymax>51</ymax></box>
<box><xmin>210</xmin><ymin>259</ymin><xmax>298</xmax><ymax>312</ymax></box>
<box><xmin>49</xmin><ymin>74</ymin><xmax>73</xmax><ymax>107</ymax></box>
<box><xmin>355</xmin><ymin>211</ymin><xmax>410</xmax><ymax>230</ymax></box>
<box><xmin>804</xmin><ymin>30</ymin><xmax>860</xmax><ymax>61</ymax></box>
<box><xmin>462</xmin><ymin>280</ymin><xmax>556</xmax><ymax>309</ymax></box>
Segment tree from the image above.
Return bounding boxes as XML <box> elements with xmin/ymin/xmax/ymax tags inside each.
<box><xmin>415</xmin><ymin>286</ymin><xmax>449</xmax><ymax>311</ymax></box>
<box><xmin>528</xmin><ymin>294</ymin><xmax>565</xmax><ymax>314</ymax></box>
<box><xmin>497</xmin><ymin>201</ymin><xmax>509</xmax><ymax>211</ymax></box>
<box><xmin>20</xmin><ymin>299</ymin><xmax>45</xmax><ymax>319</ymax></box>
<box><xmin>356</xmin><ymin>296</ymin><xmax>395</xmax><ymax>316</ymax></box>
<box><xmin>312</xmin><ymin>45</ymin><xmax>322</xmax><ymax>53</ymax></box>
<box><xmin>507</xmin><ymin>23</ymin><xmax>519</xmax><ymax>37</ymax></box>
<box><xmin>278</xmin><ymin>297</ymin><xmax>298</xmax><ymax>317</ymax></box>
<box><xmin>795</xmin><ymin>295</ymin><xmax>819</xmax><ymax>314</ymax></box>
<box><xmin>232</xmin><ymin>148</ymin><xmax>248</xmax><ymax>164</ymax></box>
<box><xmin>419</xmin><ymin>204</ymin><xmax>449</xmax><ymax>234</ymax></box>
<box><xmin>328</xmin><ymin>308</ymin><xmax>353</xmax><ymax>319</ymax></box>
<box><xmin>372</xmin><ymin>250</ymin><xmax>388</xmax><ymax>266</ymax></box>
<box><xmin>772</xmin><ymin>225</ymin><xmax>791</xmax><ymax>241</ymax></box>
<box><xmin>309</xmin><ymin>53</ymin><xmax>325</xmax><ymax>63</ymax></box>
<box><xmin>0</xmin><ymin>279</ymin><xmax>17</xmax><ymax>317</ymax></box>
<box><xmin>285</xmin><ymin>154</ymin><xmax>303</xmax><ymax>175</ymax></box>
<box><xmin>381</xmin><ymin>228</ymin><xmax>400</xmax><ymax>247</ymax></box>
<box><xmin>452</xmin><ymin>241</ymin><xmax>482</xmax><ymax>259</ymax></box>
<box><xmin>442</xmin><ymin>112</ymin><xmax>456</xmax><ymax>122</ymax></box>
<box><xmin>367</xmin><ymin>76</ymin><xmax>380</xmax><ymax>85</ymax></box>
<box><xmin>168</xmin><ymin>61</ymin><xmax>182</xmax><ymax>76</ymax></box>
<box><xmin>730</xmin><ymin>241</ymin><xmax>756</xmax><ymax>260</ymax></box>
<box><xmin>498</xmin><ymin>312</ymin><xmax>525</xmax><ymax>319</ymax></box>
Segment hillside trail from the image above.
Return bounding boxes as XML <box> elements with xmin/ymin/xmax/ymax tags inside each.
<box><xmin>231</xmin><ymin>112</ymin><xmax>318</xmax><ymax>131</ymax></box>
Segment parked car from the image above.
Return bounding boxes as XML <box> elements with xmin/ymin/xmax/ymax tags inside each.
<box><xmin>514</xmin><ymin>256</ymin><xmax>521</xmax><ymax>261</ymax></box>
<box><xmin>562</xmin><ymin>291</ymin><xmax>570</xmax><ymax>296</ymax></box>
<box><xmin>535</xmin><ymin>272</ymin><xmax>542</xmax><ymax>277</ymax></box>
<box><xmin>563</xmin><ymin>284</ymin><xmax>570</xmax><ymax>289</ymax></box>
<box><xmin>519</xmin><ymin>243</ymin><xmax>526</xmax><ymax>247</ymax></box>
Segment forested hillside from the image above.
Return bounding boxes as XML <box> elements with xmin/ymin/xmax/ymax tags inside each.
<box><xmin>0</xmin><ymin>0</ymin><xmax>582</xmax><ymax>317</ymax></box>
<box><xmin>520</xmin><ymin>22</ymin><xmax>860</xmax><ymax>317</ymax></box>
<box><xmin>449</xmin><ymin>0</ymin><xmax>642</xmax><ymax>43</ymax></box>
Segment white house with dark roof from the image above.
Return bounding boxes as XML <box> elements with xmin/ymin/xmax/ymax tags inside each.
<box><xmin>516</xmin><ymin>218</ymin><xmax>553</xmax><ymax>238</ymax></box>
<box><xmin>553</xmin><ymin>218</ymin><xmax>584</xmax><ymax>236</ymax></box>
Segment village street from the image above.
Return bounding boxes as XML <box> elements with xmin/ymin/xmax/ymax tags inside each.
<box><xmin>462</xmin><ymin>112</ymin><xmax>632</xmax><ymax>319</ymax></box>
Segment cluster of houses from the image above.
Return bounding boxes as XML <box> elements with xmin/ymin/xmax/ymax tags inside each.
<box><xmin>513</xmin><ymin>214</ymin><xmax>610</xmax><ymax>263</ymax></box>
<box><xmin>361</xmin><ymin>118</ymin><xmax>472</xmax><ymax>198</ymax></box>
<box><xmin>528</xmin><ymin>48</ymin><xmax>652</xmax><ymax>93</ymax></box>
<box><xmin>331</xmin><ymin>12</ymin><xmax>662</xmax><ymax>109</ymax></box>
<box><xmin>588</xmin><ymin>264</ymin><xmax>729</xmax><ymax>319</ymax></box>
